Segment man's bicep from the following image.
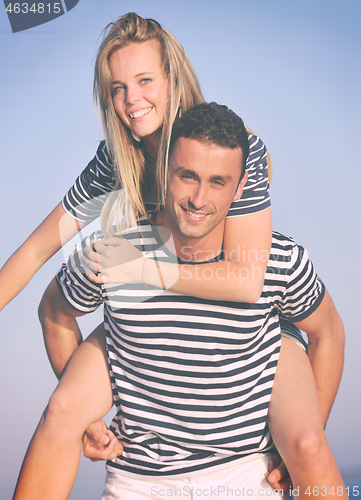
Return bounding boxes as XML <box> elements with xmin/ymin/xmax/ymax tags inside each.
<box><xmin>293</xmin><ymin>289</ymin><xmax>344</xmax><ymax>344</ymax></box>
<box><xmin>40</xmin><ymin>277</ymin><xmax>86</xmax><ymax>322</ymax></box>
<box><xmin>56</xmin><ymin>240</ymin><xmax>104</xmax><ymax>313</ymax></box>
<box><xmin>277</xmin><ymin>242</ymin><xmax>325</xmax><ymax>321</ymax></box>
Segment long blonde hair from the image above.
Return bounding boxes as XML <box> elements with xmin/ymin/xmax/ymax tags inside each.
<box><xmin>94</xmin><ymin>12</ymin><xmax>204</xmax><ymax>235</ymax></box>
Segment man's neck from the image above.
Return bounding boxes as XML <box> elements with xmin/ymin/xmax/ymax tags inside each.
<box><xmin>155</xmin><ymin>209</ymin><xmax>224</xmax><ymax>263</ymax></box>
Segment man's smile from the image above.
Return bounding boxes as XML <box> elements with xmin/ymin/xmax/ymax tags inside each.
<box><xmin>181</xmin><ymin>207</ymin><xmax>211</xmax><ymax>221</ymax></box>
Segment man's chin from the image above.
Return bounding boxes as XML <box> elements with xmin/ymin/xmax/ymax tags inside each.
<box><xmin>178</xmin><ymin>224</ymin><xmax>212</xmax><ymax>240</ymax></box>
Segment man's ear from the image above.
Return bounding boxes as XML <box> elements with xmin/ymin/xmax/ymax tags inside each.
<box><xmin>233</xmin><ymin>172</ymin><xmax>248</xmax><ymax>201</ymax></box>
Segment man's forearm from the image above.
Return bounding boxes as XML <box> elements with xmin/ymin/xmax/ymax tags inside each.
<box><xmin>307</xmin><ymin>332</ymin><xmax>344</xmax><ymax>428</ymax></box>
<box><xmin>295</xmin><ymin>289</ymin><xmax>345</xmax><ymax>428</ymax></box>
<box><xmin>38</xmin><ymin>277</ymin><xmax>84</xmax><ymax>379</ymax></box>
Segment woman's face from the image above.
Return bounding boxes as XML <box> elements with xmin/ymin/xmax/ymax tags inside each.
<box><xmin>109</xmin><ymin>39</ymin><xmax>169</xmax><ymax>148</ymax></box>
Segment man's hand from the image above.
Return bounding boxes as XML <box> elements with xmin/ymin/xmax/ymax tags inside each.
<box><xmin>82</xmin><ymin>419</ymin><xmax>123</xmax><ymax>462</ymax></box>
<box><xmin>265</xmin><ymin>455</ymin><xmax>292</xmax><ymax>491</ymax></box>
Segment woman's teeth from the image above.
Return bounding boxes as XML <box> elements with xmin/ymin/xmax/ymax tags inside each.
<box><xmin>129</xmin><ymin>108</ymin><xmax>152</xmax><ymax>119</ymax></box>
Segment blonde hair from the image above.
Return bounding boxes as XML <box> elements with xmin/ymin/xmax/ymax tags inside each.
<box><xmin>94</xmin><ymin>12</ymin><xmax>204</xmax><ymax>235</ymax></box>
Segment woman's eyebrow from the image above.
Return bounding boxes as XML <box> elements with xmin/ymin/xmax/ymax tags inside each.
<box><xmin>112</xmin><ymin>72</ymin><xmax>155</xmax><ymax>83</ymax></box>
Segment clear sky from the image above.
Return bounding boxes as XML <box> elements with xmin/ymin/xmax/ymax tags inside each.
<box><xmin>1</xmin><ymin>1</ymin><xmax>360</xmax><ymax>498</ymax></box>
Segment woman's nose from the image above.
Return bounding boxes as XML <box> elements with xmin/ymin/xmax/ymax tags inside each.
<box><xmin>125</xmin><ymin>84</ymin><xmax>141</xmax><ymax>104</ymax></box>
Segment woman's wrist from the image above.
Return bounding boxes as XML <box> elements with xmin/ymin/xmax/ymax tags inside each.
<box><xmin>142</xmin><ymin>258</ymin><xmax>178</xmax><ymax>290</ymax></box>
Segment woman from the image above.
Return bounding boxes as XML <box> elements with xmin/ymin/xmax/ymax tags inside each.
<box><xmin>11</xmin><ymin>13</ymin><xmax>346</xmax><ymax>500</ymax></box>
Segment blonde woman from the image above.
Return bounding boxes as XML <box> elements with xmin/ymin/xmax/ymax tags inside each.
<box><xmin>11</xmin><ymin>13</ymin><xmax>345</xmax><ymax>500</ymax></box>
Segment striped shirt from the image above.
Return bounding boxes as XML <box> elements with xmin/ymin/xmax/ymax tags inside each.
<box><xmin>62</xmin><ymin>133</ymin><xmax>270</xmax><ymax>223</ymax></box>
<box><xmin>57</xmin><ymin>223</ymin><xmax>324</xmax><ymax>478</ymax></box>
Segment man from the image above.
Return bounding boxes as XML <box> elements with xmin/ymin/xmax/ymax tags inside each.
<box><xmin>14</xmin><ymin>103</ymin><xmax>346</xmax><ymax>499</ymax></box>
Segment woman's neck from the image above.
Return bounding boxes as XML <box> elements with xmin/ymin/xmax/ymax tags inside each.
<box><xmin>142</xmin><ymin>128</ymin><xmax>161</xmax><ymax>158</ymax></box>
<box><xmin>142</xmin><ymin>153</ymin><xmax>158</xmax><ymax>203</ymax></box>
<box><xmin>141</xmin><ymin>128</ymin><xmax>162</xmax><ymax>203</ymax></box>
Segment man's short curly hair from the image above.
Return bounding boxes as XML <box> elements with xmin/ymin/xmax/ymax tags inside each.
<box><xmin>169</xmin><ymin>102</ymin><xmax>249</xmax><ymax>177</ymax></box>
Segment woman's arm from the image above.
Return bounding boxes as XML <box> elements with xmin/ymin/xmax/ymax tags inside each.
<box><xmin>84</xmin><ymin>131</ymin><xmax>272</xmax><ymax>303</ymax></box>
<box><xmin>0</xmin><ymin>141</ymin><xmax>116</xmax><ymax>312</ymax></box>
<box><xmin>147</xmin><ymin>207</ymin><xmax>272</xmax><ymax>302</ymax></box>
<box><xmin>0</xmin><ymin>202</ymin><xmax>84</xmax><ymax>311</ymax></box>
<box><xmin>84</xmin><ymin>207</ymin><xmax>272</xmax><ymax>303</ymax></box>
<box><xmin>169</xmin><ymin>207</ymin><xmax>272</xmax><ymax>302</ymax></box>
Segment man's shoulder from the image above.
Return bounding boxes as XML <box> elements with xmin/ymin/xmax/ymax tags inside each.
<box><xmin>269</xmin><ymin>231</ymin><xmax>306</xmax><ymax>269</ymax></box>
<box><xmin>271</xmin><ymin>231</ymin><xmax>296</xmax><ymax>249</ymax></box>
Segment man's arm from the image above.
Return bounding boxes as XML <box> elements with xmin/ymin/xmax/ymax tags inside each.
<box><xmin>38</xmin><ymin>277</ymin><xmax>85</xmax><ymax>379</ymax></box>
<box><xmin>294</xmin><ymin>289</ymin><xmax>345</xmax><ymax>427</ymax></box>
<box><xmin>38</xmin><ymin>276</ymin><xmax>122</xmax><ymax>461</ymax></box>
<box><xmin>266</xmin><ymin>289</ymin><xmax>345</xmax><ymax>490</ymax></box>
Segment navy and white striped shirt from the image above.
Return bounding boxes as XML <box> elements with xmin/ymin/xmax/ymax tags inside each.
<box><xmin>62</xmin><ymin>133</ymin><xmax>270</xmax><ymax>223</ymax></box>
<box><xmin>57</xmin><ymin>223</ymin><xmax>324</xmax><ymax>478</ymax></box>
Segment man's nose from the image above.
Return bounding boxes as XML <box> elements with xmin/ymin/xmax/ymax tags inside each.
<box><xmin>189</xmin><ymin>184</ymin><xmax>207</xmax><ymax>209</ymax></box>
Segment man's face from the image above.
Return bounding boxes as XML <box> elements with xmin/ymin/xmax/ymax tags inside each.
<box><xmin>165</xmin><ymin>137</ymin><xmax>247</xmax><ymax>241</ymax></box>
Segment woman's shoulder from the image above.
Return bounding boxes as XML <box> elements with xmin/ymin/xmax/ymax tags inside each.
<box><xmin>62</xmin><ymin>141</ymin><xmax>117</xmax><ymax>223</ymax></box>
<box><xmin>247</xmin><ymin>132</ymin><xmax>267</xmax><ymax>165</ymax></box>
<box><xmin>227</xmin><ymin>131</ymin><xmax>270</xmax><ymax>217</ymax></box>
<box><xmin>95</xmin><ymin>140</ymin><xmax>114</xmax><ymax>172</ymax></box>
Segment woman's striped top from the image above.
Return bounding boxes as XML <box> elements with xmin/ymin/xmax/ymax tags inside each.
<box><xmin>62</xmin><ymin>133</ymin><xmax>270</xmax><ymax>223</ymax></box>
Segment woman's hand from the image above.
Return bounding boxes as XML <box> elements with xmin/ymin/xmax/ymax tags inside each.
<box><xmin>82</xmin><ymin>236</ymin><xmax>145</xmax><ymax>284</ymax></box>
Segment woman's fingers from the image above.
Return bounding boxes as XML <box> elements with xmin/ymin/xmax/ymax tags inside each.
<box><xmin>81</xmin><ymin>237</ymin><xmax>145</xmax><ymax>284</ymax></box>
<box><xmin>101</xmin><ymin>236</ymin><xmax>125</xmax><ymax>247</ymax></box>
<box><xmin>86</xmin><ymin>271</ymin><xmax>104</xmax><ymax>284</ymax></box>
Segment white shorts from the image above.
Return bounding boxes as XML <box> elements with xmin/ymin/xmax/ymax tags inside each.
<box><xmin>101</xmin><ymin>454</ymin><xmax>292</xmax><ymax>500</ymax></box>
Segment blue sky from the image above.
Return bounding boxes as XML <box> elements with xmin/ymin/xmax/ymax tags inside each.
<box><xmin>1</xmin><ymin>1</ymin><xmax>360</xmax><ymax>497</ymax></box>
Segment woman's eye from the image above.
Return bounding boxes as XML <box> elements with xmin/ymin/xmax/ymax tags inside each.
<box><xmin>112</xmin><ymin>85</ymin><xmax>124</xmax><ymax>94</ymax></box>
<box><xmin>141</xmin><ymin>78</ymin><xmax>152</xmax><ymax>84</ymax></box>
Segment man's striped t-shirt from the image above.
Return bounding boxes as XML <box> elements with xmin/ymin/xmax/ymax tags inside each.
<box><xmin>57</xmin><ymin>223</ymin><xmax>324</xmax><ymax>478</ymax></box>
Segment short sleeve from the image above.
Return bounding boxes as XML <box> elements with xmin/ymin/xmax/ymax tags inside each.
<box><xmin>277</xmin><ymin>243</ymin><xmax>325</xmax><ymax>322</ymax></box>
<box><xmin>56</xmin><ymin>234</ymin><xmax>103</xmax><ymax>313</ymax></box>
<box><xmin>62</xmin><ymin>141</ymin><xmax>116</xmax><ymax>223</ymax></box>
<box><xmin>227</xmin><ymin>133</ymin><xmax>270</xmax><ymax>217</ymax></box>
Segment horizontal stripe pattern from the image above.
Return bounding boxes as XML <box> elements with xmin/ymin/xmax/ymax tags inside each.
<box><xmin>62</xmin><ymin>134</ymin><xmax>270</xmax><ymax>223</ymax></box>
<box><xmin>57</xmin><ymin>226</ymin><xmax>323</xmax><ymax>478</ymax></box>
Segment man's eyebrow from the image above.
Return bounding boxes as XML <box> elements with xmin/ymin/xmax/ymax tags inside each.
<box><xmin>209</xmin><ymin>174</ymin><xmax>233</xmax><ymax>182</ymax></box>
<box><xmin>173</xmin><ymin>166</ymin><xmax>198</xmax><ymax>176</ymax></box>
<box><xmin>173</xmin><ymin>167</ymin><xmax>233</xmax><ymax>183</ymax></box>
